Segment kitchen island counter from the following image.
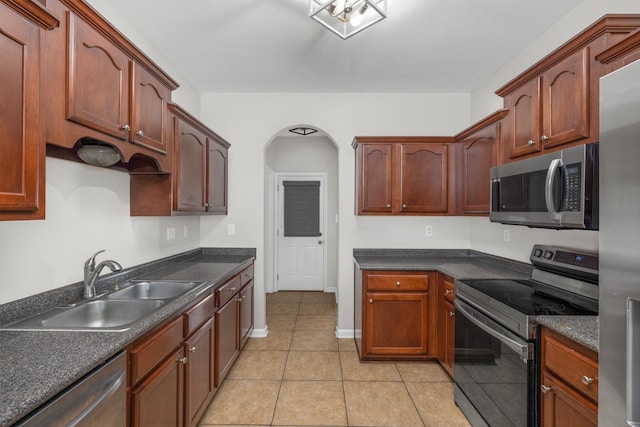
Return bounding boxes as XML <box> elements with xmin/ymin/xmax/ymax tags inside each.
<box><xmin>0</xmin><ymin>248</ymin><xmax>255</xmax><ymax>427</ymax></box>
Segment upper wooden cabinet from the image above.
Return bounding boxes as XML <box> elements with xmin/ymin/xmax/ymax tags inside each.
<box><xmin>497</xmin><ymin>15</ymin><xmax>640</xmax><ymax>163</ymax></box>
<box><xmin>454</xmin><ymin>109</ymin><xmax>507</xmax><ymax>215</ymax></box>
<box><xmin>353</xmin><ymin>137</ymin><xmax>455</xmax><ymax>215</ymax></box>
<box><xmin>0</xmin><ymin>1</ymin><xmax>58</xmax><ymax>221</ymax></box>
<box><xmin>130</xmin><ymin>104</ymin><xmax>230</xmax><ymax>216</ymax></box>
<box><xmin>44</xmin><ymin>0</ymin><xmax>178</xmax><ymax>172</ymax></box>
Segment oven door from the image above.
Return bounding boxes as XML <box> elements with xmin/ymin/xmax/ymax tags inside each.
<box><xmin>454</xmin><ymin>298</ymin><xmax>536</xmax><ymax>427</ymax></box>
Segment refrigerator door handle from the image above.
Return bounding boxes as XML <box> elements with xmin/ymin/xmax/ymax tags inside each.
<box><xmin>628</xmin><ymin>298</ymin><xmax>640</xmax><ymax>426</ymax></box>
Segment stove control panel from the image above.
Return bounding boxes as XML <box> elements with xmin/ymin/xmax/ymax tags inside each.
<box><xmin>530</xmin><ymin>244</ymin><xmax>599</xmax><ymax>281</ymax></box>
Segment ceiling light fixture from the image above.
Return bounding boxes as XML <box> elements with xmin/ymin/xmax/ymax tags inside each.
<box><xmin>309</xmin><ymin>0</ymin><xmax>387</xmax><ymax>39</ymax></box>
<box><xmin>289</xmin><ymin>127</ymin><xmax>318</xmax><ymax>136</ymax></box>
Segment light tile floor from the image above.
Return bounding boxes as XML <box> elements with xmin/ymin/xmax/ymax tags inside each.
<box><xmin>199</xmin><ymin>291</ymin><xmax>471</xmax><ymax>427</ymax></box>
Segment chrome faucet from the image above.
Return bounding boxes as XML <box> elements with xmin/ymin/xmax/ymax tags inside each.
<box><xmin>83</xmin><ymin>250</ymin><xmax>122</xmax><ymax>298</ymax></box>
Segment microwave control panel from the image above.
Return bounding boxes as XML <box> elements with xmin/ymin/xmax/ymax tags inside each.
<box><xmin>562</xmin><ymin>163</ymin><xmax>581</xmax><ymax>211</ymax></box>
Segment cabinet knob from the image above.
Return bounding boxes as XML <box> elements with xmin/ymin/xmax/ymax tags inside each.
<box><xmin>402</xmin><ymin>204</ymin><xmax>406</xmax><ymax>209</ymax></box>
<box><xmin>540</xmin><ymin>384</ymin><xmax>552</xmax><ymax>394</ymax></box>
<box><xmin>121</xmin><ymin>124</ymin><xmax>131</xmax><ymax>132</ymax></box>
<box><xmin>369</xmin><ymin>298</ymin><xmax>373</xmax><ymax>304</ymax></box>
<box><xmin>189</xmin><ymin>346</ymin><xmax>196</xmax><ymax>353</ymax></box>
<box><xmin>449</xmin><ymin>311</ymin><xmax>454</xmax><ymax>317</ymax></box>
<box><xmin>540</xmin><ymin>135</ymin><xmax>549</xmax><ymax>142</ymax></box>
<box><xmin>229</xmin><ymin>287</ymin><xmax>236</xmax><ymax>292</ymax></box>
<box><xmin>386</xmin><ymin>204</ymin><xmax>391</xmax><ymax>209</ymax></box>
<box><xmin>178</xmin><ymin>357</ymin><xmax>187</xmax><ymax>365</ymax></box>
<box><xmin>136</xmin><ymin>129</ymin><xmax>144</xmax><ymax>137</ymax></box>
<box><xmin>396</xmin><ymin>281</ymin><xmax>401</xmax><ymax>287</ymax></box>
<box><xmin>527</xmin><ymin>140</ymin><xmax>535</xmax><ymax>146</ymax></box>
<box><xmin>581</xmin><ymin>375</ymin><xmax>594</xmax><ymax>385</ymax></box>
<box><xmin>444</xmin><ymin>289</ymin><xmax>453</xmax><ymax>295</ymax></box>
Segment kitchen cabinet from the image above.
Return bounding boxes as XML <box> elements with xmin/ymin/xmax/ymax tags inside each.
<box><xmin>540</xmin><ymin>327</ymin><xmax>598</xmax><ymax>427</ymax></box>
<box><xmin>215</xmin><ymin>275</ymin><xmax>241</xmax><ymax>385</ymax></box>
<box><xmin>44</xmin><ymin>0</ymin><xmax>178</xmax><ymax>172</ymax></box>
<box><xmin>353</xmin><ymin>137</ymin><xmax>455</xmax><ymax>215</ymax></box>
<box><xmin>454</xmin><ymin>109</ymin><xmax>507</xmax><ymax>215</ymax></box>
<box><xmin>496</xmin><ymin>15</ymin><xmax>640</xmax><ymax>164</ymax></box>
<box><xmin>129</xmin><ymin>316</ymin><xmax>185</xmax><ymax>427</ymax></box>
<box><xmin>239</xmin><ymin>265</ymin><xmax>255</xmax><ymax>349</ymax></box>
<box><xmin>0</xmin><ymin>0</ymin><xmax>57</xmax><ymax>221</ymax></box>
<box><xmin>356</xmin><ymin>270</ymin><xmax>436</xmax><ymax>360</ymax></box>
<box><xmin>130</xmin><ymin>103</ymin><xmax>230</xmax><ymax>216</ymax></box>
<box><xmin>184</xmin><ymin>318</ymin><xmax>215</xmax><ymax>427</ymax></box>
<box><xmin>437</xmin><ymin>274</ymin><xmax>455</xmax><ymax>377</ymax></box>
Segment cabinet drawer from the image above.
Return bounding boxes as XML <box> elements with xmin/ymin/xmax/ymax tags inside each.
<box><xmin>442</xmin><ymin>277</ymin><xmax>455</xmax><ymax>303</ymax></box>
<box><xmin>240</xmin><ymin>264</ymin><xmax>254</xmax><ymax>286</ymax></box>
<box><xmin>543</xmin><ymin>332</ymin><xmax>598</xmax><ymax>402</ymax></box>
<box><xmin>216</xmin><ymin>275</ymin><xmax>241</xmax><ymax>307</ymax></box>
<box><xmin>183</xmin><ymin>292</ymin><xmax>214</xmax><ymax>338</ymax></box>
<box><xmin>366</xmin><ymin>272</ymin><xmax>429</xmax><ymax>291</ymax></box>
<box><xmin>129</xmin><ymin>316</ymin><xmax>184</xmax><ymax>385</ymax></box>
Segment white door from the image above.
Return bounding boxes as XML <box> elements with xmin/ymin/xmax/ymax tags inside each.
<box><xmin>277</xmin><ymin>176</ymin><xmax>325</xmax><ymax>291</ymax></box>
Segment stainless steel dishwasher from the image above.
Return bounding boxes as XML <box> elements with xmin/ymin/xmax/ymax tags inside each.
<box><xmin>15</xmin><ymin>351</ymin><xmax>126</xmax><ymax>426</ymax></box>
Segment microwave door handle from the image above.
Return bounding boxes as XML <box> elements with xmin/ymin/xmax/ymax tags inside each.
<box><xmin>545</xmin><ymin>158</ymin><xmax>563</xmax><ymax>221</ymax></box>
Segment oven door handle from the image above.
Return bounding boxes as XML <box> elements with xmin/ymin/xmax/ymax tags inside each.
<box><xmin>545</xmin><ymin>158</ymin><xmax>563</xmax><ymax>222</ymax></box>
<box><xmin>455</xmin><ymin>299</ymin><xmax>532</xmax><ymax>360</ymax></box>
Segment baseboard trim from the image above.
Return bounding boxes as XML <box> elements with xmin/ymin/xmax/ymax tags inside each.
<box><xmin>250</xmin><ymin>327</ymin><xmax>268</xmax><ymax>338</ymax></box>
<box><xmin>335</xmin><ymin>328</ymin><xmax>355</xmax><ymax>339</ymax></box>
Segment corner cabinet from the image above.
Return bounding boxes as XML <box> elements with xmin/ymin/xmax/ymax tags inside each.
<box><xmin>353</xmin><ymin>137</ymin><xmax>456</xmax><ymax>215</ymax></box>
<box><xmin>454</xmin><ymin>109</ymin><xmax>507</xmax><ymax>215</ymax></box>
<box><xmin>540</xmin><ymin>327</ymin><xmax>598</xmax><ymax>427</ymax></box>
<box><xmin>130</xmin><ymin>103</ymin><xmax>230</xmax><ymax>216</ymax></box>
<box><xmin>0</xmin><ymin>0</ymin><xmax>58</xmax><ymax>221</ymax></box>
<box><xmin>356</xmin><ymin>270</ymin><xmax>436</xmax><ymax>360</ymax></box>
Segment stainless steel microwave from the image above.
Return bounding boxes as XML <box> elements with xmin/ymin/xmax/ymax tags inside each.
<box><xmin>490</xmin><ymin>143</ymin><xmax>598</xmax><ymax>229</ymax></box>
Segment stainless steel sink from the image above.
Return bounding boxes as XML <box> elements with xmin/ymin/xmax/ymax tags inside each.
<box><xmin>2</xmin><ymin>299</ymin><xmax>165</xmax><ymax>331</ymax></box>
<box><xmin>106</xmin><ymin>281</ymin><xmax>200</xmax><ymax>300</ymax></box>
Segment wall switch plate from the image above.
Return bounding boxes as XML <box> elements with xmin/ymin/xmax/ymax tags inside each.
<box><xmin>425</xmin><ymin>225</ymin><xmax>433</xmax><ymax>237</ymax></box>
<box><xmin>167</xmin><ymin>226</ymin><xmax>176</xmax><ymax>241</ymax></box>
<box><xmin>503</xmin><ymin>229</ymin><xmax>510</xmax><ymax>242</ymax></box>
<box><xmin>183</xmin><ymin>225</ymin><xmax>189</xmax><ymax>238</ymax></box>
<box><xmin>227</xmin><ymin>224</ymin><xmax>236</xmax><ymax>235</ymax></box>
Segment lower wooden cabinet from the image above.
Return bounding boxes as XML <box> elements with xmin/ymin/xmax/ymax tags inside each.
<box><xmin>239</xmin><ymin>280</ymin><xmax>254</xmax><ymax>349</ymax></box>
<box><xmin>357</xmin><ymin>270</ymin><xmax>436</xmax><ymax>360</ymax></box>
<box><xmin>437</xmin><ymin>274</ymin><xmax>455</xmax><ymax>377</ymax></box>
<box><xmin>184</xmin><ymin>318</ymin><xmax>215</xmax><ymax>427</ymax></box>
<box><xmin>215</xmin><ymin>293</ymin><xmax>239</xmax><ymax>386</ymax></box>
<box><xmin>540</xmin><ymin>326</ymin><xmax>598</xmax><ymax>427</ymax></box>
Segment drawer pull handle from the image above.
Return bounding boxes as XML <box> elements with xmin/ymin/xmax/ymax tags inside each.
<box><xmin>444</xmin><ymin>289</ymin><xmax>453</xmax><ymax>295</ymax></box>
<box><xmin>178</xmin><ymin>357</ymin><xmax>187</xmax><ymax>365</ymax></box>
<box><xmin>540</xmin><ymin>384</ymin><xmax>552</xmax><ymax>394</ymax></box>
<box><xmin>581</xmin><ymin>375</ymin><xmax>594</xmax><ymax>385</ymax></box>
<box><xmin>396</xmin><ymin>281</ymin><xmax>401</xmax><ymax>287</ymax></box>
<box><xmin>189</xmin><ymin>346</ymin><xmax>196</xmax><ymax>353</ymax></box>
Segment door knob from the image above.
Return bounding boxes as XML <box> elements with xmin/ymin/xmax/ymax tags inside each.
<box><xmin>318</xmin><ymin>240</ymin><xmax>323</xmax><ymax>245</ymax></box>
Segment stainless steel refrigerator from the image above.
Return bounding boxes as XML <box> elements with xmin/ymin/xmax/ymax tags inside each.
<box><xmin>599</xmin><ymin>58</ymin><xmax>640</xmax><ymax>426</ymax></box>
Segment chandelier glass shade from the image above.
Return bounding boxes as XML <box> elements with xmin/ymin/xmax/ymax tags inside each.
<box><xmin>309</xmin><ymin>0</ymin><xmax>387</xmax><ymax>39</ymax></box>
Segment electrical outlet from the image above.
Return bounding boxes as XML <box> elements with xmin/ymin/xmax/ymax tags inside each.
<box><xmin>183</xmin><ymin>225</ymin><xmax>189</xmax><ymax>238</ymax></box>
<box><xmin>227</xmin><ymin>224</ymin><xmax>236</xmax><ymax>235</ymax></box>
<box><xmin>167</xmin><ymin>226</ymin><xmax>176</xmax><ymax>241</ymax></box>
<box><xmin>503</xmin><ymin>229</ymin><xmax>510</xmax><ymax>242</ymax></box>
<box><xmin>425</xmin><ymin>225</ymin><xmax>433</xmax><ymax>237</ymax></box>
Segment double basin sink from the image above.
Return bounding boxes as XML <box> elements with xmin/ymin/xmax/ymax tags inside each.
<box><xmin>2</xmin><ymin>281</ymin><xmax>204</xmax><ymax>332</ymax></box>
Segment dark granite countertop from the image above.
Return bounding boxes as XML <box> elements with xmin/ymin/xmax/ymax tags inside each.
<box><xmin>0</xmin><ymin>248</ymin><xmax>255</xmax><ymax>427</ymax></box>
<box><xmin>536</xmin><ymin>316</ymin><xmax>599</xmax><ymax>352</ymax></box>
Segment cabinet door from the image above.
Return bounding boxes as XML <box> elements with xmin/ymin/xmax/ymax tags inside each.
<box><xmin>541</xmin><ymin>372</ymin><xmax>597</xmax><ymax>427</ymax></box>
<box><xmin>0</xmin><ymin>5</ymin><xmax>40</xmax><ymax>214</ymax></box>
<box><xmin>443</xmin><ymin>299</ymin><xmax>455</xmax><ymax>376</ymax></box>
<box><xmin>174</xmin><ymin>118</ymin><xmax>207</xmax><ymax>212</ymax></box>
<box><xmin>365</xmin><ymin>292</ymin><xmax>428</xmax><ymax>356</ymax></box>
<box><xmin>400</xmin><ymin>144</ymin><xmax>449</xmax><ymax>213</ymax></box>
<box><xmin>239</xmin><ymin>281</ymin><xmax>254</xmax><ymax>349</ymax></box>
<box><xmin>541</xmin><ymin>47</ymin><xmax>590</xmax><ymax>149</ymax></box>
<box><xmin>131</xmin><ymin>63</ymin><xmax>170</xmax><ymax>154</ymax></box>
<box><xmin>207</xmin><ymin>137</ymin><xmax>229</xmax><ymax>214</ymax></box>
<box><xmin>215</xmin><ymin>297</ymin><xmax>240</xmax><ymax>386</ymax></box>
<box><xmin>67</xmin><ymin>13</ymin><xmax>130</xmax><ymax>140</ymax></box>
<box><xmin>506</xmin><ymin>78</ymin><xmax>541</xmax><ymax>160</ymax></box>
<box><xmin>359</xmin><ymin>143</ymin><xmax>393</xmax><ymax>213</ymax></box>
<box><xmin>461</xmin><ymin>129</ymin><xmax>497</xmax><ymax>214</ymax></box>
<box><xmin>184</xmin><ymin>318</ymin><xmax>215</xmax><ymax>427</ymax></box>
<box><xmin>132</xmin><ymin>347</ymin><xmax>185</xmax><ymax>427</ymax></box>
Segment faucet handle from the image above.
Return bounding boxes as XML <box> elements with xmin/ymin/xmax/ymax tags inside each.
<box><xmin>85</xmin><ymin>250</ymin><xmax>106</xmax><ymax>268</ymax></box>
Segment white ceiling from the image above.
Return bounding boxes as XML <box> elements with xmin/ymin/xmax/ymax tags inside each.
<box><xmin>104</xmin><ymin>0</ymin><xmax>583</xmax><ymax>93</ymax></box>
